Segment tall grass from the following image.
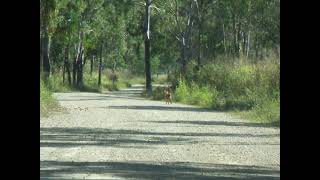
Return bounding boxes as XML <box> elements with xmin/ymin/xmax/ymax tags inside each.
<box><xmin>117</xmin><ymin>70</ymin><xmax>145</xmax><ymax>87</ymax></box>
<box><xmin>174</xmin><ymin>80</ymin><xmax>220</xmax><ymax>108</ymax></box>
<box><xmin>45</xmin><ymin>69</ymin><xmax>146</xmax><ymax>93</ymax></box>
<box><xmin>46</xmin><ymin>74</ymin><xmax>74</xmax><ymax>92</ymax></box>
<box><xmin>152</xmin><ymin>74</ymin><xmax>168</xmax><ymax>84</ymax></box>
<box><xmin>40</xmin><ymin>79</ymin><xmax>59</xmax><ymax>117</ymax></box>
<box><xmin>173</xmin><ymin>57</ymin><xmax>280</xmax><ymax>125</ymax></box>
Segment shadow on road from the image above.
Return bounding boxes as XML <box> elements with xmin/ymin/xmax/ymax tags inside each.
<box><xmin>40</xmin><ymin>127</ymin><xmax>194</xmax><ymax>148</ymax></box>
<box><xmin>40</xmin><ymin>160</ymin><xmax>279</xmax><ymax>180</ymax></box>
<box><xmin>147</xmin><ymin>120</ymin><xmax>278</xmax><ymax>128</ymax></box>
<box><xmin>58</xmin><ymin>95</ymin><xmax>145</xmax><ymax>101</ymax></box>
<box><xmin>106</xmin><ymin>105</ymin><xmax>213</xmax><ymax>112</ymax></box>
<box><xmin>40</xmin><ymin>127</ymin><xmax>279</xmax><ymax>148</ymax></box>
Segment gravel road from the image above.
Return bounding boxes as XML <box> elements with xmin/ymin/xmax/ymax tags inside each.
<box><xmin>40</xmin><ymin>84</ymin><xmax>280</xmax><ymax>179</ymax></box>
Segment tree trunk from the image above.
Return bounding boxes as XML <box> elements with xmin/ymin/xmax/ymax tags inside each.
<box><xmin>242</xmin><ymin>31</ymin><xmax>246</xmax><ymax>56</ymax></box>
<box><xmin>64</xmin><ymin>24</ymin><xmax>72</xmax><ymax>86</ymax></box>
<box><xmin>237</xmin><ymin>20</ymin><xmax>242</xmax><ymax>57</ymax></box>
<box><xmin>124</xmin><ymin>49</ymin><xmax>129</xmax><ymax>65</ymax></box>
<box><xmin>144</xmin><ymin>0</ymin><xmax>152</xmax><ymax>96</ymax></box>
<box><xmin>63</xmin><ymin>46</ymin><xmax>70</xmax><ymax>84</ymax></box>
<box><xmin>63</xmin><ymin>48</ymin><xmax>67</xmax><ymax>84</ymax></box>
<box><xmin>76</xmin><ymin>32</ymin><xmax>84</xmax><ymax>87</ymax></box>
<box><xmin>144</xmin><ymin>36</ymin><xmax>152</xmax><ymax>96</ymax></box>
<box><xmin>72</xmin><ymin>55</ymin><xmax>77</xmax><ymax>87</ymax></box>
<box><xmin>254</xmin><ymin>35</ymin><xmax>259</xmax><ymax>59</ymax></box>
<box><xmin>40</xmin><ymin>30</ymin><xmax>43</xmax><ymax>75</ymax></box>
<box><xmin>184</xmin><ymin>1</ymin><xmax>194</xmax><ymax>70</ymax></box>
<box><xmin>197</xmin><ymin>20</ymin><xmax>201</xmax><ymax>71</ymax></box>
<box><xmin>195</xmin><ymin>0</ymin><xmax>202</xmax><ymax>70</ymax></box>
<box><xmin>179</xmin><ymin>2</ymin><xmax>194</xmax><ymax>77</ymax></box>
<box><xmin>232</xmin><ymin>13</ymin><xmax>236</xmax><ymax>57</ymax></box>
<box><xmin>275</xmin><ymin>45</ymin><xmax>280</xmax><ymax>58</ymax></box>
<box><xmin>62</xmin><ymin>64</ymin><xmax>66</xmax><ymax>84</ymax></box>
<box><xmin>42</xmin><ymin>26</ymin><xmax>50</xmax><ymax>80</ymax></box>
<box><xmin>62</xmin><ymin>46</ymin><xmax>71</xmax><ymax>86</ymax></box>
<box><xmin>77</xmin><ymin>50</ymin><xmax>84</xmax><ymax>87</ymax></box>
<box><xmin>98</xmin><ymin>43</ymin><xmax>103</xmax><ymax>86</ymax></box>
<box><xmin>180</xmin><ymin>37</ymin><xmax>187</xmax><ymax>76</ymax></box>
<box><xmin>90</xmin><ymin>55</ymin><xmax>94</xmax><ymax>76</ymax></box>
<box><xmin>223</xmin><ymin>23</ymin><xmax>227</xmax><ymax>54</ymax></box>
<box><xmin>111</xmin><ymin>67</ymin><xmax>116</xmax><ymax>86</ymax></box>
<box><xmin>83</xmin><ymin>52</ymin><xmax>87</xmax><ymax>66</ymax></box>
<box><xmin>246</xmin><ymin>30</ymin><xmax>251</xmax><ymax>59</ymax></box>
<box><xmin>66</xmin><ymin>62</ymin><xmax>72</xmax><ymax>86</ymax></box>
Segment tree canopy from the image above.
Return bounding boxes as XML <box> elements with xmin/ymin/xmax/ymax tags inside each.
<box><xmin>41</xmin><ymin>0</ymin><xmax>280</xmax><ymax>93</ymax></box>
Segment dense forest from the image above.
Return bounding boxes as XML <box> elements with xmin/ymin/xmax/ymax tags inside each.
<box><xmin>40</xmin><ymin>0</ymin><xmax>280</xmax><ymax>124</ymax></box>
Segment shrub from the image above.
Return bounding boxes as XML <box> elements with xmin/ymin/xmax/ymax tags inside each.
<box><xmin>172</xmin><ymin>57</ymin><xmax>279</xmax><ymax>125</ymax></box>
<box><xmin>174</xmin><ymin>79</ymin><xmax>220</xmax><ymax>108</ymax></box>
<box><xmin>174</xmin><ymin>79</ymin><xmax>189</xmax><ymax>102</ymax></box>
<box><xmin>40</xmin><ymin>79</ymin><xmax>59</xmax><ymax>116</ymax></box>
<box><xmin>108</xmin><ymin>72</ymin><xmax>119</xmax><ymax>84</ymax></box>
<box><xmin>152</xmin><ymin>86</ymin><xmax>166</xmax><ymax>100</ymax></box>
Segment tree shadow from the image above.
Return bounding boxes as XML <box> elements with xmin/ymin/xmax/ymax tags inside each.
<box><xmin>40</xmin><ymin>127</ymin><xmax>196</xmax><ymax>148</ymax></box>
<box><xmin>109</xmin><ymin>91</ymin><xmax>142</xmax><ymax>95</ymax></box>
<box><xmin>107</xmin><ymin>88</ymin><xmax>144</xmax><ymax>97</ymax></box>
<box><xmin>40</xmin><ymin>127</ymin><xmax>278</xmax><ymax>149</ymax></box>
<box><xmin>40</xmin><ymin>160</ymin><xmax>280</xmax><ymax>180</ymax></box>
<box><xmin>106</xmin><ymin>105</ymin><xmax>213</xmax><ymax>112</ymax></box>
<box><xmin>111</xmin><ymin>89</ymin><xmax>143</xmax><ymax>92</ymax></box>
<box><xmin>58</xmin><ymin>95</ymin><xmax>145</xmax><ymax>102</ymax></box>
<box><xmin>147</xmin><ymin>120</ymin><xmax>278</xmax><ymax>128</ymax></box>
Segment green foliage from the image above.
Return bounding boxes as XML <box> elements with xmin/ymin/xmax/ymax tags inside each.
<box><xmin>151</xmin><ymin>86</ymin><xmax>166</xmax><ymax>100</ymax></box>
<box><xmin>40</xmin><ymin>79</ymin><xmax>59</xmax><ymax>116</ymax></box>
<box><xmin>236</xmin><ymin>98</ymin><xmax>280</xmax><ymax>126</ymax></box>
<box><xmin>174</xmin><ymin>79</ymin><xmax>219</xmax><ymax>108</ymax></box>
<box><xmin>108</xmin><ymin>72</ymin><xmax>119</xmax><ymax>83</ymax></box>
<box><xmin>251</xmin><ymin>98</ymin><xmax>280</xmax><ymax>124</ymax></box>
<box><xmin>41</xmin><ymin>0</ymin><xmax>279</xmax><ymax>126</ymax></box>
<box><xmin>83</xmin><ymin>73</ymin><xmax>102</xmax><ymax>92</ymax></box>
<box><xmin>151</xmin><ymin>55</ymin><xmax>160</xmax><ymax>74</ymax></box>
<box><xmin>118</xmin><ymin>70</ymin><xmax>145</xmax><ymax>85</ymax></box>
<box><xmin>47</xmin><ymin>74</ymin><xmax>73</xmax><ymax>92</ymax></box>
<box><xmin>152</xmin><ymin>74</ymin><xmax>168</xmax><ymax>84</ymax></box>
<box><xmin>173</xmin><ymin>57</ymin><xmax>279</xmax><ymax>125</ymax></box>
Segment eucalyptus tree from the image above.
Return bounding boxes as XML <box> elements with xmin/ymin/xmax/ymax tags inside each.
<box><xmin>40</xmin><ymin>0</ymin><xmax>56</xmax><ymax>79</ymax></box>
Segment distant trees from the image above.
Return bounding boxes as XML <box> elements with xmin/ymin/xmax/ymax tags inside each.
<box><xmin>40</xmin><ymin>0</ymin><xmax>279</xmax><ymax>88</ymax></box>
<box><xmin>40</xmin><ymin>0</ymin><xmax>56</xmax><ymax>80</ymax></box>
